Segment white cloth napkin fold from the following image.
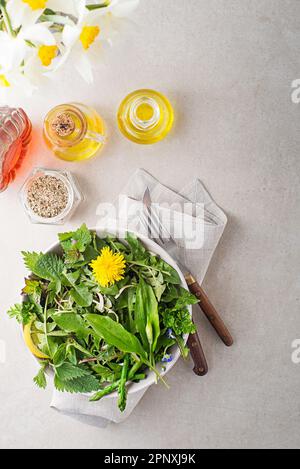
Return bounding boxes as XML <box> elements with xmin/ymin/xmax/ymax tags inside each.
<box><xmin>51</xmin><ymin>169</ymin><xmax>227</xmax><ymax>426</ymax></box>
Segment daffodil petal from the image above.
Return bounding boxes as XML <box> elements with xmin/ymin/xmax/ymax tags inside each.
<box><xmin>75</xmin><ymin>52</ymin><xmax>94</xmax><ymax>84</ymax></box>
<box><xmin>74</xmin><ymin>0</ymin><xmax>89</xmax><ymax>23</ymax></box>
<box><xmin>7</xmin><ymin>0</ymin><xmax>44</xmax><ymax>29</ymax></box>
<box><xmin>22</xmin><ymin>24</ymin><xmax>56</xmax><ymax>45</ymax></box>
<box><xmin>110</xmin><ymin>0</ymin><xmax>140</xmax><ymax>18</ymax></box>
<box><xmin>47</xmin><ymin>0</ymin><xmax>78</xmax><ymax>16</ymax></box>
<box><xmin>62</xmin><ymin>24</ymin><xmax>80</xmax><ymax>48</ymax></box>
<box><xmin>0</xmin><ymin>34</ymin><xmax>27</xmax><ymax>70</ymax></box>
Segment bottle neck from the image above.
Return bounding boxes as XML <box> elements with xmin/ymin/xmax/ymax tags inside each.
<box><xmin>129</xmin><ymin>97</ymin><xmax>161</xmax><ymax>130</ymax></box>
<box><xmin>45</xmin><ymin>105</ymin><xmax>87</xmax><ymax>148</ymax></box>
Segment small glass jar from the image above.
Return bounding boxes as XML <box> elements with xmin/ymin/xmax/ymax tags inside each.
<box><xmin>20</xmin><ymin>168</ymin><xmax>83</xmax><ymax>225</ymax></box>
<box><xmin>43</xmin><ymin>103</ymin><xmax>106</xmax><ymax>162</ymax></box>
<box><xmin>117</xmin><ymin>89</ymin><xmax>174</xmax><ymax>144</ymax></box>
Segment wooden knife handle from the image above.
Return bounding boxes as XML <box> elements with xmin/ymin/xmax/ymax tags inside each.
<box><xmin>187</xmin><ymin>330</ymin><xmax>208</xmax><ymax>376</ymax></box>
<box><xmin>186</xmin><ymin>276</ymin><xmax>234</xmax><ymax>347</ymax></box>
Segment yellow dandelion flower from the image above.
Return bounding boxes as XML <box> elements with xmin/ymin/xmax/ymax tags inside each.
<box><xmin>90</xmin><ymin>247</ymin><xmax>126</xmax><ymax>288</ymax></box>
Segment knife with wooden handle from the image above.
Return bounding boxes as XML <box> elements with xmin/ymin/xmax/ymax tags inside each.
<box><xmin>187</xmin><ymin>329</ymin><xmax>208</xmax><ymax>376</ymax></box>
<box><xmin>186</xmin><ymin>274</ymin><xmax>233</xmax><ymax>347</ymax></box>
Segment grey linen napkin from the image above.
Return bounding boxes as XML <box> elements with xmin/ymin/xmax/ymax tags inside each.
<box><xmin>50</xmin><ymin>169</ymin><xmax>227</xmax><ymax>426</ymax></box>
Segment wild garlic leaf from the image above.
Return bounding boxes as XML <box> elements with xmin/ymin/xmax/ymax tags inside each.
<box><xmin>136</xmin><ymin>278</ymin><xmax>160</xmax><ymax>353</ymax></box>
<box><xmin>86</xmin><ymin>314</ymin><xmax>147</xmax><ymax>359</ymax></box>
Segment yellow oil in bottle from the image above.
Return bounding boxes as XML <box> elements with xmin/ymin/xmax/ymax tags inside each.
<box><xmin>43</xmin><ymin>103</ymin><xmax>106</xmax><ymax>162</ymax></box>
<box><xmin>117</xmin><ymin>89</ymin><xmax>174</xmax><ymax>144</ymax></box>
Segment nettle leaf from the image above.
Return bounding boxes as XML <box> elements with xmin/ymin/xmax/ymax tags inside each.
<box><xmin>33</xmin><ymin>365</ymin><xmax>47</xmax><ymax>389</ymax></box>
<box><xmin>22</xmin><ymin>279</ymin><xmax>42</xmax><ymax>303</ymax></box>
<box><xmin>22</xmin><ymin>252</ymin><xmax>64</xmax><ymax>281</ymax></box>
<box><xmin>22</xmin><ymin>252</ymin><xmax>42</xmax><ymax>273</ymax></box>
<box><xmin>55</xmin><ymin>362</ymin><xmax>91</xmax><ymax>381</ymax></box>
<box><xmin>54</xmin><ymin>374</ymin><xmax>100</xmax><ymax>394</ymax></box>
<box><xmin>59</xmin><ymin>224</ymin><xmax>92</xmax><ymax>254</ymax></box>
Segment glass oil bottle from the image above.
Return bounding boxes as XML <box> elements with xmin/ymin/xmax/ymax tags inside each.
<box><xmin>43</xmin><ymin>103</ymin><xmax>106</xmax><ymax>162</ymax></box>
<box><xmin>117</xmin><ymin>89</ymin><xmax>174</xmax><ymax>144</ymax></box>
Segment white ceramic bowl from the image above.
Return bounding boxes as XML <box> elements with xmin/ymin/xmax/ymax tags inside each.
<box><xmin>32</xmin><ymin>229</ymin><xmax>191</xmax><ymax>398</ymax></box>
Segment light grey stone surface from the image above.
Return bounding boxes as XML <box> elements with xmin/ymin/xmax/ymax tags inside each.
<box><xmin>0</xmin><ymin>0</ymin><xmax>299</xmax><ymax>449</ymax></box>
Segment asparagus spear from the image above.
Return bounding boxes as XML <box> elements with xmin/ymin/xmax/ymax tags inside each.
<box><xmin>89</xmin><ymin>360</ymin><xmax>142</xmax><ymax>403</ymax></box>
<box><xmin>118</xmin><ymin>354</ymin><xmax>130</xmax><ymax>412</ymax></box>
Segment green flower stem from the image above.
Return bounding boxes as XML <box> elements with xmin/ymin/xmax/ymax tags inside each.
<box><xmin>86</xmin><ymin>2</ymin><xmax>110</xmax><ymax>11</ymax></box>
<box><xmin>0</xmin><ymin>2</ymin><xmax>15</xmax><ymax>37</ymax></box>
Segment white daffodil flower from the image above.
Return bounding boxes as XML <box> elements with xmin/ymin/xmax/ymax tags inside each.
<box><xmin>0</xmin><ymin>65</ymin><xmax>36</xmax><ymax>103</ymax></box>
<box><xmin>6</xmin><ymin>0</ymin><xmax>77</xmax><ymax>29</ymax></box>
<box><xmin>54</xmin><ymin>0</ymin><xmax>111</xmax><ymax>84</ymax></box>
<box><xmin>0</xmin><ymin>0</ymin><xmax>140</xmax><ymax>92</ymax></box>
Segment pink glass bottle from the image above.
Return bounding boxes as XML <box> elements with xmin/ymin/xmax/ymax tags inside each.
<box><xmin>0</xmin><ymin>107</ymin><xmax>32</xmax><ymax>192</ymax></box>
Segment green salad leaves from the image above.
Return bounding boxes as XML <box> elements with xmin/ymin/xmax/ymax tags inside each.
<box><xmin>7</xmin><ymin>224</ymin><xmax>198</xmax><ymax>412</ymax></box>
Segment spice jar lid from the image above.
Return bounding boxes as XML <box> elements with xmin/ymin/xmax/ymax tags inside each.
<box><xmin>19</xmin><ymin>168</ymin><xmax>83</xmax><ymax>225</ymax></box>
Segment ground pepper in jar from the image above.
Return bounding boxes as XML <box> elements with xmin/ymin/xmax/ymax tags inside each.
<box><xmin>27</xmin><ymin>175</ymin><xmax>69</xmax><ymax>219</ymax></box>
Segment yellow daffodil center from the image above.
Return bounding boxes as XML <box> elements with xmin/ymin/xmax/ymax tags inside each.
<box><xmin>0</xmin><ymin>75</ymin><xmax>10</xmax><ymax>87</ymax></box>
<box><xmin>22</xmin><ymin>0</ymin><xmax>47</xmax><ymax>10</ymax></box>
<box><xmin>90</xmin><ymin>247</ymin><xmax>126</xmax><ymax>288</ymax></box>
<box><xmin>38</xmin><ymin>45</ymin><xmax>58</xmax><ymax>66</ymax></box>
<box><xmin>80</xmin><ymin>26</ymin><xmax>100</xmax><ymax>50</ymax></box>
